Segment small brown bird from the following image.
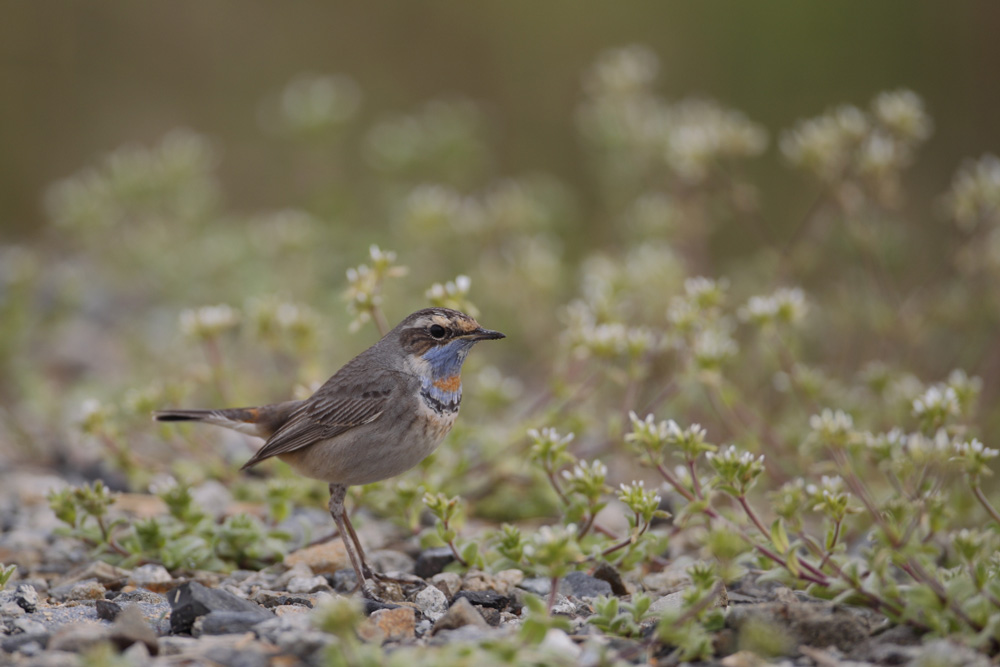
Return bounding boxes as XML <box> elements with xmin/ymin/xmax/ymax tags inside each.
<box><xmin>154</xmin><ymin>307</ymin><xmax>504</xmax><ymax>595</ymax></box>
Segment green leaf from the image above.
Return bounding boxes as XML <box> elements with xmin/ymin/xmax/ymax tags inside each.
<box><xmin>770</xmin><ymin>518</ymin><xmax>789</xmax><ymax>555</ymax></box>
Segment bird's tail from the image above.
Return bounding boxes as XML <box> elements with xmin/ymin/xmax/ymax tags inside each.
<box><xmin>153</xmin><ymin>407</ymin><xmax>271</xmax><ymax>438</ymax></box>
<box><xmin>153</xmin><ymin>401</ymin><xmax>301</xmax><ymax>439</ymax></box>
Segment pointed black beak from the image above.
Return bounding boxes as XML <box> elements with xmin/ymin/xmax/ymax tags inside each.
<box><xmin>469</xmin><ymin>327</ymin><xmax>505</xmax><ymax>341</ymax></box>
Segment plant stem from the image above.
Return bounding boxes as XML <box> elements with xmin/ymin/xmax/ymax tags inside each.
<box><xmin>737</xmin><ymin>495</ymin><xmax>769</xmax><ymax>540</ymax></box>
<box><xmin>971</xmin><ymin>482</ymin><xmax>1000</xmax><ymax>527</ymax></box>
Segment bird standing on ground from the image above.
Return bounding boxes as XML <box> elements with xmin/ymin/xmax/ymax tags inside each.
<box><xmin>154</xmin><ymin>307</ymin><xmax>505</xmax><ymax>596</ymax></box>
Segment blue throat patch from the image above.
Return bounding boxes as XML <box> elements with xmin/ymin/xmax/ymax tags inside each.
<box><xmin>419</xmin><ymin>339</ymin><xmax>475</xmax><ymax>411</ymax></box>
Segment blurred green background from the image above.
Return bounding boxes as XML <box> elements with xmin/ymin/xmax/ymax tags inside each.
<box><xmin>3</xmin><ymin>2</ymin><xmax>1000</xmax><ymax>480</ymax></box>
<box><xmin>4</xmin><ymin>2</ymin><xmax>999</xmax><ymax>237</ymax></box>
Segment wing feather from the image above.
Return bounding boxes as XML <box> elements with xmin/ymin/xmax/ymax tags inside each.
<box><xmin>241</xmin><ymin>392</ymin><xmax>389</xmax><ymax>469</ymax></box>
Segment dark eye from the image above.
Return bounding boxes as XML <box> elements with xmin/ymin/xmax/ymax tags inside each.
<box><xmin>429</xmin><ymin>324</ymin><xmax>447</xmax><ymax>339</ymax></box>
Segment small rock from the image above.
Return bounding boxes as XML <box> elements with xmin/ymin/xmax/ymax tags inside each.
<box><xmin>284</xmin><ymin>541</ymin><xmax>350</xmax><ymax>575</ymax></box>
<box><xmin>48</xmin><ymin>621</ymin><xmax>111</xmax><ymax>653</ymax></box>
<box><xmin>650</xmin><ymin>591</ymin><xmax>686</xmax><ymax>614</ymax></box>
<box><xmin>540</xmin><ymin>628</ymin><xmax>582</xmax><ymax>660</ymax></box>
<box><xmin>518</xmin><ymin>577</ymin><xmax>552</xmax><ymax>596</ymax></box>
<box><xmin>0</xmin><ymin>601</ymin><xmax>25</xmax><ymax>618</ymax></box>
<box><xmin>327</xmin><ymin>569</ymin><xmax>358</xmax><ymax>593</ymax></box>
<box><xmin>116</xmin><ymin>589</ymin><xmax>167</xmax><ymax>605</ymax></box>
<box><xmin>286</xmin><ymin>575</ymin><xmax>331</xmax><ymax>594</ymax></box>
<box><xmin>110</xmin><ymin>605</ymin><xmax>159</xmax><ymax>655</ymax></box>
<box><xmin>56</xmin><ymin>561</ymin><xmax>130</xmax><ymax>588</ymax></box>
<box><xmin>95</xmin><ymin>599</ymin><xmax>122</xmax><ymax>621</ymax></box>
<box><xmin>191</xmin><ymin>480</ymin><xmax>234</xmax><ymax>519</ymax></box>
<box><xmin>1</xmin><ymin>632</ymin><xmax>50</xmax><ymax>654</ymax></box>
<box><xmin>252</xmin><ymin>590</ymin><xmax>314</xmax><ymax>609</ymax></box>
<box><xmin>494</xmin><ymin>569</ymin><xmax>524</xmax><ymax>594</ymax></box>
<box><xmin>361</xmin><ymin>607</ymin><xmax>416</xmax><ymax>642</ymax></box>
<box><xmin>431</xmin><ymin>597</ymin><xmax>489</xmax><ymax>634</ymax></box>
<box><xmin>194</xmin><ymin>609</ymin><xmax>276</xmax><ymax>636</ymax></box>
<box><xmin>591</xmin><ymin>562</ymin><xmax>629</xmax><ymax>596</ymax></box>
<box><xmin>477</xmin><ymin>607</ymin><xmax>501</xmax><ymax>626</ymax></box>
<box><xmin>128</xmin><ymin>564</ymin><xmax>174</xmax><ymax>593</ymax></box>
<box><xmin>50</xmin><ymin>578</ymin><xmax>107</xmax><ymax>602</ymax></box>
<box><xmin>12</xmin><ymin>617</ymin><xmax>47</xmax><ymax>635</ymax></box>
<box><xmin>414</xmin><ymin>585</ymin><xmax>448</xmax><ymax>621</ymax></box>
<box><xmin>14</xmin><ymin>584</ymin><xmax>39</xmax><ymax>613</ymax></box>
<box><xmin>430</xmin><ymin>572</ymin><xmax>461</xmax><ymax>598</ymax></box>
<box><xmin>414</xmin><ymin>547</ymin><xmax>455</xmax><ymax>579</ymax></box>
<box><xmin>274</xmin><ymin>605</ymin><xmax>310</xmax><ymax>617</ymax></box>
<box><xmin>362</xmin><ymin>598</ymin><xmax>401</xmax><ymax>615</ymax></box>
<box><xmin>454</xmin><ymin>590</ymin><xmax>510</xmax><ymax>610</ymax></box>
<box><xmin>562</xmin><ymin>571</ymin><xmax>612</xmax><ymax>599</ymax></box>
<box><xmin>368</xmin><ymin>549</ymin><xmax>415</xmax><ymax>575</ymax></box>
<box><xmin>168</xmin><ymin>581</ymin><xmax>274</xmax><ymax>635</ymax></box>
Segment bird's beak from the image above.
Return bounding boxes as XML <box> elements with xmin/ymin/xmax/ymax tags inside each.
<box><xmin>467</xmin><ymin>327</ymin><xmax>506</xmax><ymax>341</ymax></box>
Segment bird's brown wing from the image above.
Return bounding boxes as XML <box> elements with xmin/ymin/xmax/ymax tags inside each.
<box><xmin>240</xmin><ymin>382</ymin><xmax>393</xmax><ymax>470</ymax></box>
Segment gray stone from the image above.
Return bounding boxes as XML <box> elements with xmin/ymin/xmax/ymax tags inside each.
<box><xmin>414</xmin><ymin>547</ymin><xmax>456</xmax><ymax>579</ymax></box>
<box><xmin>0</xmin><ymin>602</ymin><xmax>25</xmax><ymax>619</ymax></box>
<box><xmin>95</xmin><ymin>599</ymin><xmax>122</xmax><ymax>621</ymax></box>
<box><xmin>110</xmin><ymin>605</ymin><xmax>159</xmax><ymax>655</ymax></box>
<box><xmin>1</xmin><ymin>632</ymin><xmax>50</xmax><ymax>654</ymax></box>
<box><xmin>168</xmin><ymin>581</ymin><xmax>274</xmax><ymax>635</ymax></box>
<box><xmin>650</xmin><ymin>591</ymin><xmax>686</xmax><ymax>614</ymax></box>
<box><xmin>14</xmin><ymin>584</ymin><xmax>38</xmax><ymax>613</ymax></box>
<box><xmin>49</xmin><ymin>578</ymin><xmax>106</xmax><ymax>602</ymax></box>
<box><xmin>115</xmin><ymin>588</ymin><xmax>167</xmax><ymax>604</ymax></box>
<box><xmin>127</xmin><ymin>563</ymin><xmax>173</xmax><ymax>590</ymax></box>
<box><xmin>369</xmin><ymin>549</ymin><xmax>415</xmax><ymax>574</ymax></box>
<box><xmin>286</xmin><ymin>575</ymin><xmax>331</xmax><ymax>594</ymax></box>
<box><xmin>193</xmin><ymin>609</ymin><xmax>276</xmax><ymax>636</ymax></box>
<box><xmin>415</xmin><ymin>584</ymin><xmax>448</xmax><ymax>621</ymax></box>
<box><xmin>48</xmin><ymin>621</ymin><xmax>111</xmax><ymax>653</ymax></box>
<box><xmin>561</xmin><ymin>571</ymin><xmax>612</xmax><ymax>599</ymax></box>
<box><xmin>432</xmin><ymin>597</ymin><xmax>489</xmax><ymax>634</ymax></box>
<box><xmin>13</xmin><ymin>617</ymin><xmax>48</xmax><ymax>635</ymax></box>
<box><xmin>518</xmin><ymin>577</ymin><xmax>552</xmax><ymax>596</ymax></box>
<box><xmin>430</xmin><ymin>572</ymin><xmax>462</xmax><ymax>598</ymax></box>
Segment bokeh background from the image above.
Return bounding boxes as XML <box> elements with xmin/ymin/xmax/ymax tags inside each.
<box><xmin>5</xmin><ymin>2</ymin><xmax>1000</xmax><ymax>237</ymax></box>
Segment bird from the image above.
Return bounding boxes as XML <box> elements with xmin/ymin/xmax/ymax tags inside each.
<box><xmin>153</xmin><ymin>307</ymin><xmax>505</xmax><ymax>596</ymax></box>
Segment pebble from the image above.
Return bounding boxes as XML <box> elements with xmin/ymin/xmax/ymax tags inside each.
<box><xmin>168</xmin><ymin>581</ymin><xmax>274</xmax><ymax>635</ymax></box>
<box><xmin>51</xmin><ymin>579</ymin><xmax>106</xmax><ymax>602</ymax></box>
<box><xmin>561</xmin><ymin>571</ymin><xmax>612</xmax><ymax>599</ymax></box>
<box><xmin>284</xmin><ymin>541</ymin><xmax>350</xmax><ymax>575</ymax></box>
<box><xmin>48</xmin><ymin>621</ymin><xmax>110</xmax><ymax>653</ymax></box>
<box><xmin>369</xmin><ymin>549</ymin><xmax>415</xmax><ymax>575</ymax></box>
<box><xmin>539</xmin><ymin>628</ymin><xmax>582</xmax><ymax>660</ymax></box>
<box><xmin>127</xmin><ymin>563</ymin><xmax>174</xmax><ymax>593</ymax></box>
<box><xmin>432</xmin><ymin>597</ymin><xmax>489</xmax><ymax>634</ymax></box>
<box><xmin>362</xmin><ymin>606</ymin><xmax>416</xmax><ymax>642</ymax></box>
<box><xmin>414</xmin><ymin>584</ymin><xmax>448</xmax><ymax>621</ymax></box>
<box><xmin>414</xmin><ymin>547</ymin><xmax>455</xmax><ymax>579</ymax></box>
<box><xmin>430</xmin><ymin>572</ymin><xmax>461</xmax><ymax>598</ymax></box>
<box><xmin>286</xmin><ymin>575</ymin><xmax>332</xmax><ymax>594</ymax></box>
<box><xmin>193</xmin><ymin>609</ymin><xmax>275</xmax><ymax>636</ymax></box>
<box><xmin>109</xmin><ymin>605</ymin><xmax>159</xmax><ymax>654</ymax></box>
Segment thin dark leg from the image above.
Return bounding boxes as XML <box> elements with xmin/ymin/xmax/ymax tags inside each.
<box><xmin>328</xmin><ymin>483</ymin><xmax>375</xmax><ymax>597</ymax></box>
<box><xmin>340</xmin><ymin>510</ymin><xmax>375</xmax><ymax>579</ymax></box>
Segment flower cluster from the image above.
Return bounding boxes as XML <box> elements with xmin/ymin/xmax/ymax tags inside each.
<box><xmin>425</xmin><ymin>275</ymin><xmax>478</xmax><ymax>317</ymax></box>
<box><xmin>273</xmin><ymin>74</ymin><xmax>362</xmax><ymax>137</ymax></box>
<box><xmin>739</xmin><ymin>287</ymin><xmax>808</xmax><ymax>329</ymax></box>
<box><xmin>180</xmin><ymin>304</ymin><xmax>240</xmax><ymax>340</ymax></box>
<box><xmin>781</xmin><ymin>90</ymin><xmax>931</xmax><ymax>206</ymax></box>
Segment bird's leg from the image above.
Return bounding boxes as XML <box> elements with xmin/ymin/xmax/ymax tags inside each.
<box><xmin>340</xmin><ymin>509</ymin><xmax>376</xmax><ymax>580</ymax></box>
<box><xmin>328</xmin><ymin>483</ymin><xmax>378</xmax><ymax>597</ymax></box>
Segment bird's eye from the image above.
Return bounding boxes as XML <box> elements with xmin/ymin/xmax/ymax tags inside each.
<box><xmin>429</xmin><ymin>324</ymin><xmax>447</xmax><ymax>339</ymax></box>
